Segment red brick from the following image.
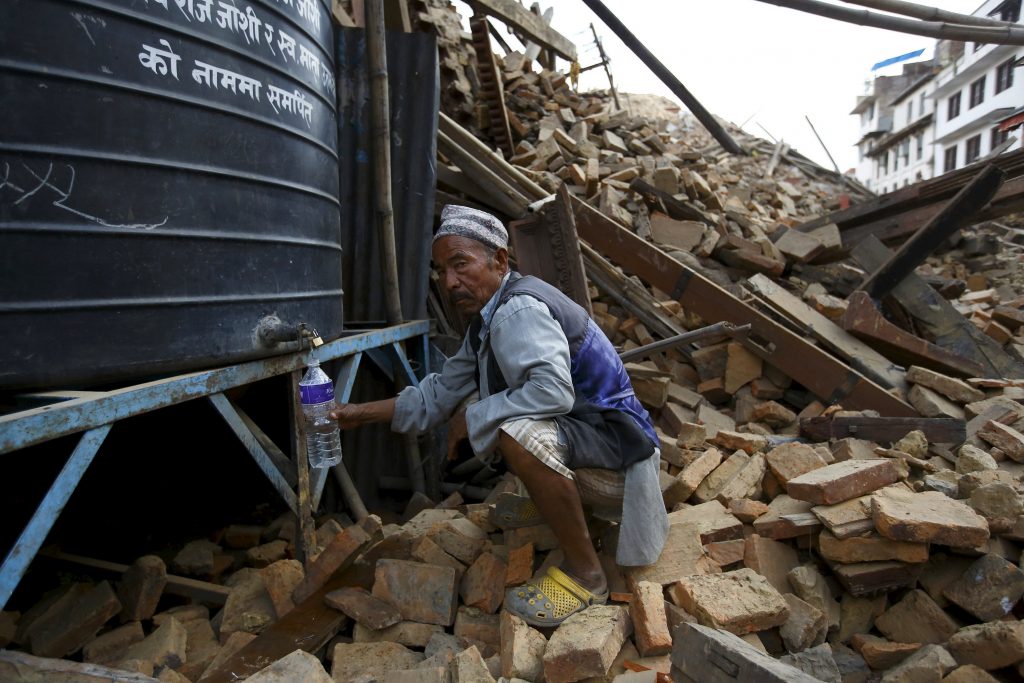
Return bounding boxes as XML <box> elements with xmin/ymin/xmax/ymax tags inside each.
<box><xmin>27</xmin><ymin>581</ymin><xmax>121</xmax><ymax>658</ymax></box>
<box><xmin>543</xmin><ymin>605</ymin><xmax>632</xmax><ymax>683</ymax></box>
<box><xmin>671</xmin><ymin>569</ymin><xmax>789</xmax><ymax>635</ymax></box>
<box><xmin>372</xmin><ymin>559</ymin><xmax>457</xmax><ymax>627</ymax></box>
<box><xmin>459</xmin><ymin>552</ymin><xmax>507</xmax><ymax>614</ymax></box>
<box><xmin>786</xmin><ymin>459</ymin><xmax>900</xmax><ymax>505</ymax></box>
<box><xmin>260</xmin><ymin>559</ymin><xmax>304</xmax><ymax>619</ymax></box>
<box><xmin>631</xmin><ymin>581</ymin><xmax>671</xmax><ymax>656</ymax></box>
<box><xmin>291</xmin><ymin>525</ymin><xmax>370</xmax><ymax>604</ymax></box>
<box><xmin>117</xmin><ymin>555</ymin><xmax>166</xmax><ymax>624</ymax></box>
<box><xmin>504</xmin><ymin>542</ymin><xmax>534</xmax><ymax>587</ymax></box>
<box><xmin>325</xmin><ymin>586</ymin><xmax>402</xmax><ymax>630</ymax></box>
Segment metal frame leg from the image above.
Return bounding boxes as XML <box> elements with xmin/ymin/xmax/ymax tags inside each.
<box><xmin>0</xmin><ymin>425</ymin><xmax>112</xmax><ymax>608</ymax></box>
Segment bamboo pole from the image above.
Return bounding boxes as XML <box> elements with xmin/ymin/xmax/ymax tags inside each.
<box><xmin>839</xmin><ymin>0</ymin><xmax>1019</xmax><ymax>28</ymax></box>
<box><xmin>751</xmin><ymin>0</ymin><xmax>1024</xmax><ymax>46</ymax></box>
<box><xmin>437</xmin><ymin>130</ymin><xmax>532</xmax><ymax>215</ymax></box>
<box><xmin>805</xmin><ymin>115</ymin><xmax>846</xmax><ymax>192</ymax></box>
<box><xmin>365</xmin><ymin>0</ymin><xmax>427</xmax><ymax>497</ymax></box>
<box><xmin>579</xmin><ymin>0</ymin><xmax>746</xmax><ymax>156</ymax></box>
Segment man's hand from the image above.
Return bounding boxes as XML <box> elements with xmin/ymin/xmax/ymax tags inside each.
<box><xmin>330</xmin><ymin>398</ymin><xmax>397</xmax><ymax>429</ymax></box>
<box><xmin>447</xmin><ymin>407</ymin><xmax>469</xmax><ymax>461</ymax></box>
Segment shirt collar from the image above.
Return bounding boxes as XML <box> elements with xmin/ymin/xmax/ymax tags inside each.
<box><xmin>478</xmin><ymin>271</ymin><xmax>512</xmax><ymax>341</ymax></box>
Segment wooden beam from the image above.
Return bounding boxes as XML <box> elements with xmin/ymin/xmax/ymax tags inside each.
<box><xmin>465</xmin><ymin>0</ymin><xmax>577</xmax><ymax>60</ymax></box>
<box><xmin>851</xmin><ymin>236</ymin><xmax>1024</xmax><ymax>379</ymax></box>
<box><xmin>800</xmin><ymin>415</ymin><xmax>966</xmax><ymax>443</ymax></box>
<box><xmin>745</xmin><ymin>274</ymin><xmax>907</xmax><ymax>393</ymax></box>
<box><xmin>629</xmin><ymin>178</ymin><xmax>716</xmax><ymax>225</ymax></box>
<box><xmin>38</xmin><ymin>548</ymin><xmax>231</xmax><ymax>604</ymax></box>
<box><xmin>858</xmin><ymin>165</ymin><xmax>1004</xmax><ymax>299</ymax></box>
<box><xmin>841</xmin><ymin>291</ymin><xmax>987</xmax><ymax>378</ymax></box>
<box><xmin>569</xmin><ymin>196</ymin><xmax>917</xmax><ymax>416</ymax></box>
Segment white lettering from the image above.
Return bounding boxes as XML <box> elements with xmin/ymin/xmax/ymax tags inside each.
<box><xmin>138</xmin><ymin>39</ymin><xmax>181</xmax><ymax>79</ymax></box>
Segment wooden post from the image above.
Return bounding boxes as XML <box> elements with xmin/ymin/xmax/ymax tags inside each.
<box><xmin>858</xmin><ymin>164</ymin><xmax>1004</xmax><ymax>299</ymax></box>
<box><xmin>590</xmin><ymin>23</ymin><xmax>620</xmax><ymax>110</ymax></box>
<box><xmin>579</xmin><ymin>0</ymin><xmax>745</xmax><ymax>155</ymax></box>
<box><xmin>365</xmin><ymin>0</ymin><xmax>428</xmax><ymax>497</ymax></box>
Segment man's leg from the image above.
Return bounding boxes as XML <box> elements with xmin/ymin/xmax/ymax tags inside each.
<box><xmin>497</xmin><ymin>431</ymin><xmax>607</xmax><ymax>593</ymax></box>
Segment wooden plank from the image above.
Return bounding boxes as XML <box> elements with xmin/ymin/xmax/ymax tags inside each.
<box><xmin>746</xmin><ymin>274</ymin><xmax>906</xmax><ymax>393</ymax></box>
<box><xmin>331</xmin><ymin>0</ymin><xmax>356</xmax><ymax>26</ymax></box>
<box><xmin>508</xmin><ymin>185</ymin><xmax>592</xmax><ymax>313</ymax></box>
<box><xmin>800</xmin><ymin>416</ymin><xmax>966</xmax><ymax>444</ymax></box>
<box><xmin>859</xmin><ymin>165</ymin><xmax>1004</xmax><ymax>299</ymax></box>
<box><xmin>569</xmin><ymin>196</ymin><xmax>917</xmax><ymax>417</ymax></box>
<box><xmin>38</xmin><ymin>548</ymin><xmax>231</xmax><ymax>604</ymax></box>
<box><xmin>851</xmin><ymin>236</ymin><xmax>1024</xmax><ymax>379</ymax></box>
<box><xmin>465</xmin><ymin>0</ymin><xmax>577</xmax><ymax>60</ymax></box>
<box><xmin>841</xmin><ymin>291</ymin><xmax>987</xmax><ymax>378</ymax></box>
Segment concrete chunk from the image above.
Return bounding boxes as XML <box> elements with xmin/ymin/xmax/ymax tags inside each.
<box><xmin>372</xmin><ymin>559</ymin><xmax>457</xmax><ymax>627</ymax></box>
<box><xmin>247</xmin><ymin>649</ymin><xmax>332</xmax><ymax>682</ymax></box>
<box><xmin>873</xmin><ymin>590</ymin><xmax>957</xmax><ymax>645</ymax></box>
<box><xmin>942</xmin><ymin>553</ymin><xmax>1024</xmax><ymax>621</ymax></box>
<box><xmin>787</xmin><ymin>459</ymin><xmax>900</xmax><ymax>505</ymax></box>
<box><xmin>671</xmin><ymin>622</ymin><xmax>823</xmax><ymax>682</ymax></box>
<box><xmin>543</xmin><ymin>605</ymin><xmax>632</xmax><ymax>683</ymax></box>
<box><xmin>872</xmin><ymin>488</ymin><xmax>990</xmax><ymax>547</ymax></box>
<box><xmin>672</xmin><ymin>568</ymin><xmax>789</xmax><ymax>635</ymax></box>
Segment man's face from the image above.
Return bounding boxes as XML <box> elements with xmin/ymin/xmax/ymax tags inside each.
<box><xmin>432</xmin><ymin>235</ymin><xmax>509</xmax><ymax>317</ymax></box>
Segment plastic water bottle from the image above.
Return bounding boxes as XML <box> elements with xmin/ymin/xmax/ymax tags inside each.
<box><xmin>299</xmin><ymin>359</ymin><xmax>342</xmax><ymax>468</ymax></box>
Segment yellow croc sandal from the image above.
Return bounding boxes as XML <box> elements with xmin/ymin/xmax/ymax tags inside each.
<box><xmin>505</xmin><ymin>566</ymin><xmax>609</xmax><ymax>628</ymax></box>
<box><xmin>490</xmin><ymin>492</ymin><xmax>542</xmax><ymax>529</ymax></box>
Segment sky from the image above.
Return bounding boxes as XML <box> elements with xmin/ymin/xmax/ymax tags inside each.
<box><xmin>458</xmin><ymin>0</ymin><xmax>985</xmax><ymax>173</ymax></box>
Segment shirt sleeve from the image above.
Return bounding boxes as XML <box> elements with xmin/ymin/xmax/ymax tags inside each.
<box><xmin>465</xmin><ymin>295</ymin><xmax>575</xmax><ymax>457</ymax></box>
<box><xmin>391</xmin><ymin>331</ymin><xmax>478</xmax><ymax>435</ymax></box>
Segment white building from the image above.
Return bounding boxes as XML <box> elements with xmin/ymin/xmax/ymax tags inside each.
<box><xmin>931</xmin><ymin>0</ymin><xmax>1023</xmax><ymax>176</ymax></box>
<box><xmin>853</xmin><ymin>0</ymin><xmax>1023</xmax><ymax>190</ymax></box>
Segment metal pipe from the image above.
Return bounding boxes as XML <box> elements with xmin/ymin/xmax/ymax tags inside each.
<box><xmin>579</xmin><ymin>0</ymin><xmax>745</xmax><ymax>155</ymax></box>
<box><xmin>618</xmin><ymin>322</ymin><xmax>752</xmax><ymax>363</ymax></box>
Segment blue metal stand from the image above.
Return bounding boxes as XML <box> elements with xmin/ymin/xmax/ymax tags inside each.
<box><xmin>0</xmin><ymin>321</ymin><xmax>430</xmax><ymax>609</ymax></box>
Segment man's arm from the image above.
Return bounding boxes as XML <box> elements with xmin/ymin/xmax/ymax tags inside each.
<box><xmin>330</xmin><ymin>398</ymin><xmax>396</xmax><ymax>428</ymax></box>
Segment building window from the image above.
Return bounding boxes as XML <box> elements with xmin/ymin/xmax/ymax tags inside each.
<box><xmin>992</xmin><ymin>126</ymin><xmax>1011</xmax><ymax>150</ymax></box>
<box><xmin>966</xmin><ymin>134</ymin><xmax>982</xmax><ymax>163</ymax></box>
<box><xmin>916</xmin><ymin>132</ymin><xmax>924</xmax><ymax>159</ymax></box>
<box><xmin>920</xmin><ymin>92</ymin><xmax>927</xmax><ymax>114</ymax></box>
<box><xmin>867</xmin><ymin>101</ymin><xmax>875</xmax><ymax>121</ymax></box>
<box><xmin>997</xmin><ymin>58</ymin><xmax>1016</xmax><ymax>94</ymax></box>
<box><xmin>900</xmin><ymin>139</ymin><xmax>910</xmax><ymax>166</ymax></box>
<box><xmin>970</xmin><ymin>76</ymin><xmax>986</xmax><ymax>108</ymax></box>
<box><xmin>944</xmin><ymin>145</ymin><xmax>957</xmax><ymax>172</ymax></box>
<box><xmin>907</xmin><ymin>100</ymin><xmax>914</xmax><ymax>122</ymax></box>
<box><xmin>990</xmin><ymin>0</ymin><xmax>1021</xmax><ymax>22</ymax></box>
<box><xmin>948</xmin><ymin>92</ymin><xmax>961</xmax><ymax>120</ymax></box>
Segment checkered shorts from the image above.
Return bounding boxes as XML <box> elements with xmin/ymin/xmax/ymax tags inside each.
<box><xmin>500</xmin><ymin>417</ymin><xmax>626</xmax><ymax>508</ymax></box>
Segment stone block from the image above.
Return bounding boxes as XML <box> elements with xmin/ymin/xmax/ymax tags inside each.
<box><xmin>779</xmin><ymin>594</ymin><xmax>826</xmax><ymax>654</ymax></box>
<box><xmin>543</xmin><ymin>605</ymin><xmax>632</xmax><ymax>683</ymax></box>
<box><xmin>908</xmin><ymin>384</ymin><xmax>965</xmax><ymax>420</ymax></box>
<box><xmin>942</xmin><ymin>553</ymin><xmax>1024</xmax><ymax>621</ymax></box>
<box><xmin>500</xmin><ymin>611</ymin><xmax>547</xmax><ymax>681</ymax></box>
<box><xmin>942</xmin><ymin>665</ymin><xmax>1000</xmax><ymax>683</ymax></box>
<box><xmin>118</xmin><ymin>556</ymin><xmax>167</xmax><ymax>623</ymax></box>
<box><xmin>850</xmin><ymin>634</ymin><xmax>920</xmax><ymax>670</ymax></box>
<box><xmin>670</xmin><ymin>622</ymin><xmax>823</xmax><ymax>682</ymax></box>
<box><xmin>626</xmin><ymin>522</ymin><xmax>711</xmax><ymax>588</ymax></box>
<box><xmin>82</xmin><ymin>621</ymin><xmax>144</xmax><ymax>664</ymax></box>
<box><xmin>27</xmin><ymin>580</ymin><xmax>121</xmax><ymax>658</ymax></box>
<box><xmin>837</xmin><ymin>594</ymin><xmax>886</xmax><ymax>644</ymax></box>
<box><xmin>352</xmin><ymin>621</ymin><xmax>444</xmax><ymax>648</ymax></box>
<box><xmin>672</xmin><ymin>447</ymin><xmax>724</xmax><ymax>503</ymax></box>
<box><xmin>878</xmin><ymin>644</ymin><xmax>955</xmax><ymax>683</ymax></box>
<box><xmin>261</xmin><ymin>559</ymin><xmax>304</xmax><ymax>619</ymax></box>
<box><xmin>429</xmin><ymin>518</ymin><xmax>489</xmax><ymax>565</ymax></box>
<box><xmin>381</xmin><ymin>668</ymin><xmax>449</xmax><ymax>683</ymax></box>
<box><xmin>693</xmin><ymin>451</ymin><xmax>748</xmax><ymax>503</ymax></box>
<box><xmin>173</xmin><ymin>540</ymin><xmax>221</xmax><ymax>576</ymax></box>
<box><xmin>667</xmin><ymin>500</ymin><xmax>744</xmax><ymax>543</ymax></box>
<box><xmin>672</xmin><ymin>568</ymin><xmax>789</xmax><ymax>635</ymax></box>
<box><xmin>219</xmin><ymin>569</ymin><xmax>276</xmax><ymax>640</ymax></box>
<box><xmin>631</xmin><ymin>581</ymin><xmax>671</xmax><ymax>656</ymax></box>
<box><xmin>453</xmin><ymin>607</ymin><xmax>499</xmax><ymax>651</ymax></box>
<box><xmin>905</xmin><ymin>366</ymin><xmax>985</xmax><ymax>404</ymax></box>
<box><xmin>753</xmin><ymin>495</ymin><xmax>816</xmax><ymax>540</ymax></box>
<box><xmin>411</xmin><ymin>536</ymin><xmax>466</xmax><ymax>580</ymax></box>
<box><xmin>373</xmin><ymin>559</ymin><xmax>457</xmax><ymax>627</ymax></box>
<box><xmin>779</xmin><ymin>643</ymin><xmax>840</xmax><ymax>683</ymax></box>
<box><xmin>817</xmin><ymin>530</ymin><xmax>928</xmax><ymax>564</ymax></box>
<box><xmin>709</xmin><ymin>431</ymin><xmax>767</xmax><ymax>455</ymax></box>
<box><xmin>453</xmin><ymin>645</ymin><xmax>495</xmax><ymax>683</ymax></box>
<box><xmin>742</xmin><ymin>535</ymin><xmax>798</xmax><ymax>595</ymax></box>
<box><xmin>872</xmin><ymin>488</ymin><xmax>989</xmax><ymax>548</ymax></box>
<box><xmin>460</xmin><ymin>552</ymin><xmax>506</xmax><ymax>614</ymax></box>
<box><xmin>786</xmin><ymin>459</ymin><xmax>899</xmax><ymax>505</ymax></box>
<box><xmin>873</xmin><ymin>590</ymin><xmax>957</xmax><ymax>645</ymax></box>
<box><xmin>977</xmin><ymin>420</ymin><xmax>1024</xmax><ymax>462</ymax></box>
<box><xmin>223</xmin><ymin>525</ymin><xmax>264</xmax><ymax>550</ymax></box>
<box><xmin>787</xmin><ymin>565</ymin><xmax>840</xmax><ymax>632</ymax></box>
<box><xmin>120</xmin><ymin>616</ymin><xmax>188</xmax><ymax>671</ymax></box>
<box><xmin>247</xmin><ymin>539</ymin><xmax>289</xmax><ymax>568</ymax></box>
<box><xmin>765</xmin><ymin>443</ymin><xmax>827</xmax><ymax>485</ymax></box>
<box><xmin>325</xmin><ymin>586</ymin><xmax>402</xmax><ymax>630</ymax></box>
<box><xmin>247</xmin><ymin>649</ymin><xmax>332</xmax><ymax>682</ymax></box>
<box><xmin>946</xmin><ymin>621</ymin><xmax>1024</xmax><ymax>670</ymax></box>
<box><xmin>330</xmin><ymin>642</ymin><xmax>424</xmax><ymax>683</ymax></box>
<box><xmin>728</xmin><ymin>499</ymin><xmax>768</xmax><ymax>523</ymax></box>
<box><xmin>714</xmin><ymin>453</ymin><xmax>766</xmax><ymax>505</ymax></box>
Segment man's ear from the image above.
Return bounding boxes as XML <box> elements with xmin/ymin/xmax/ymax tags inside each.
<box><xmin>494</xmin><ymin>247</ymin><xmax>509</xmax><ymax>273</ymax></box>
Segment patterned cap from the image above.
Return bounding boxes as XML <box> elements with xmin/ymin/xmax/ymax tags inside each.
<box><xmin>433</xmin><ymin>205</ymin><xmax>508</xmax><ymax>251</ymax></box>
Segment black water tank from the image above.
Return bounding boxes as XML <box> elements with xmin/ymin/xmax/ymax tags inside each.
<box><xmin>0</xmin><ymin>0</ymin><xmax>342</xmax><ymax>389</ymax></box>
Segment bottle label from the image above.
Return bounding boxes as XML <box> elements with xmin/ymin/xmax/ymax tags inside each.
<box><xmin>300</xmin><ymin>382</ymin><xmax>335</xmax><ymax>405</ymax></box>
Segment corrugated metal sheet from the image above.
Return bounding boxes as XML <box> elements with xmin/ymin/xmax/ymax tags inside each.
<box><xmin>335</xmin><ymin>28</ymin><xmax>440</xmax><ymax>506</ymax></box>
<box><xmin>336</xmin><ymin>28</ymin><xmax>438</xmax><ymax>324</ymax></box>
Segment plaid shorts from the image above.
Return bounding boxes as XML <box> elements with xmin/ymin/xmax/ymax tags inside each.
<box><xmin>500</xmin><ymin>417</ymin><xmax>626</xmax><ymax>508</ymax></box>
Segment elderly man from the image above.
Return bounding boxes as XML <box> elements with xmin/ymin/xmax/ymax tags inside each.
<box><xmin>331</xmin><ymin>205</ymin><xmax>667</xmax><ymax>627</ymax></box>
